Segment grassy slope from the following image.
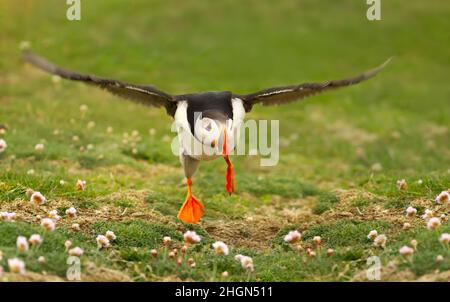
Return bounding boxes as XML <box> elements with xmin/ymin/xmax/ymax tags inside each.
<box><xmin>0</xmin><ymin>0</ymin><xmax>449</xmax><ymax>281</ymax></box>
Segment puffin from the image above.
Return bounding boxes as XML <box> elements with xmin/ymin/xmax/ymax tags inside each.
<box><xmin>23</xmin><ymin>51</ymin><xmax>390</xmax><ymax>224</ymax></box>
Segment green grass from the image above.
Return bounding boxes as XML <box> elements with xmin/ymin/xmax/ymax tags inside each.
<box><xmin>0</xmin><ymin>0</ymin><xmax>449</xmax><ymax>281</ymax></box>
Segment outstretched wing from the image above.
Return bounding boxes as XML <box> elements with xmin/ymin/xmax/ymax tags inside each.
<box><xmin>23</xmin><ymin>51</ymin><xmax>177</xmax><ymax>115</ymax></box>
<box><xmin>236</xmin><ymin>58</ymin><xmax>391</xmax><ymax>112</ymax></box>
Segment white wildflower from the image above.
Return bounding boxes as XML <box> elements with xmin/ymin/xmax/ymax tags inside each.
<box><xmin>28</xmin><ymin>234</ymin><xmax>43</xmax><ymax>246</ymax></box>
<box><xmin>8</xmin><ymin>258</ymin><xmax>25</xmax><ymax>274</ymax></box>
<box><xmin>439</xmin><ymin>233</ymin><xmax>450</xmax><ymax>245</ymax></box>
<box><xmin>65</xmin><ymin>207</ymin><xmax>77</xmax><ymax>218</ymax></box>
<box><xmin>96</xmin><ymin>235</ymin><xmax>110</xmax><ymax>249</ymax></box>
<box><xmin>41</xmin><ymin>218</ymin><xmax>56</xmax><ymax>231</ymax></box>
<box><xmin>212</xmin><ymin>241</ymin><xmax>229</xmax><ymax>255</ymax></box>
<box><xmin>105</xmin><ymin>230</ymin><xmax>116</xmax><ymax>241</ymax></box>
<box><xmin>163</xmin><ymin>236</ymin><xmax>171</xmax><ymax>246</ymax></box>
<box><xmin>283</xmin><ymin>230</ymin><xmax>301</xmax><ymax>244</ymax></box>
<box><xmin>76</xmin><ymin>179</ymin><xmax>86</xmax><ymax>191</ymax></box>
<box><xmin>399</xmin><ymin>246</ymin><xmax>414</xmax><ymax>256</ymax></box>
<box><xmin>367</xmin><ymin>230</ymin><xmax>378</xmax><ymax>240</ymax></box>
<box><xmin>396</xmin><ymin>179</ymin><xmax>407</xmax><ymax>190</ymax></box>
<box><xmin>427</xmin><ymin>217</ymin><xmax>441</xmax><ymax>230</ymax></box>
<box><xmin>30</xmin><ymin>191</ymin><xmax>46</xmax><ymax>206</ymax></box>
<box><xmin>16</xmin><ymin>236</ymin><xmax>29</xmax><ymax>252</ymax></box>
<box><xmin>373</xmin><ymin>234</ymin><xmax>387</xmax><ymax>248</ymax></box>
<box><xmin>406</xmin><ymin>206</ymin><xmax>417</xmax><ymax>218</ymax></box>
<box><xmin>183</xmin><ymin>231</ymin><xmax>201</xmax><ymax>244</ymax></box>
<box><xmin>0</xmin><ymin>139</ymin><xmax>7</xmax><ymax>153</ymax></box>
<box><xmin>68</xmin><ymin>247</ymin><xmax>84</xmax><ymax>257</ymax></box>
<box><xmin>435</xmin><ymin>191</ymin><xmax>450</xmax><ymax>205</ymax></box>
<box><xmin>34</xmin><ymin>143</ymin><xmax>44</xmax><ymax>152</ymax></box>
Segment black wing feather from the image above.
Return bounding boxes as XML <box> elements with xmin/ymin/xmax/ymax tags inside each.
<box><xmin>236</xmin><ymin>58</ymin><xmax>391</xmax><ymax>112</ymax></box>
<box><xmin>23</xmin><ymin>51</ymin><xmax>177</xmax><ymax>115</ymax></box>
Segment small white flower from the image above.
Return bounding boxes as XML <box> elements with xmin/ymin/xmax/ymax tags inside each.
<box><xmin>28</xmin><ymin>234</ymin><xmax>43</xmax><ymax>246</ymax></box>
<box><xmin>427</xmin><ymin>217</ymin><xmax>441</xmax><ymax>230</ymax></box>
<box><xmin>80</xmin><ymin>104</ymin><xmax>88</xmax><ymax>113</ymax></box>
<box><xmin>0</xmin><ymin>139</ymin><xmax>7</xmax><ymax>153</ymax></box>
<box><xmin>163</xmin><ymin>236</ymin><xmax>172</xmax><ymax>246</ymax></box>
<box><xmin>87</xmin><ymin>144</ymin><xmax>94</xmax><ymax>150</ymax></box>
<box><xmin>396</xmin><ymin>179</ymin><xmax>407</xmax><ymax>190</ymax></box>
<box><xmin>66</xmin><ymin>207</ymin><xmax>77</xmax><ymax>218</ymax></box>
<box><xmin>96</xmin><ymin>235</ymin><xmax>110</xmax><ymax>249</ymax></box>
<box><xmin>38</xmin><ymin>256</ymin><xmax>46</xmax><ymax>263</ymax></box>
<box><xmin>439</xmin><ymin>233</ymin><xmax>450</xmax><ymax>245</ymax></box>
<box><xmin>19</xmin><ymin>40</ymin><xmax>30</xmax><ymax>50</ymax></box>
<box><xmin>64</xmin><ymin>240</ymin><xmax>72</xmax><ymax>251</ymax></box>
<box><xmin>51</xmin><ymin>75</ymin><xmax>61</xmax><ymax>84</ymax></box>
<box><xmin>30</xmin><ymin>191</ymin><xmax>46</xmax><ymax>206</ymax></box>
<box><xmin>212</xmin><ymin>241</ymin><xmax>229</xmax><ymax>255</ymax></box>
<box><xmin>422</xmin><ymin>209</ymin><xmax>433</xmax><ymax>220</ymax></box>
<box><xmin>234</xmin><ymin>254</ymin><xmax>254</xmax><ymax>272</ymax></box>
<box><xmin>16</xmin><ymin>236</ymin><xmax>29</xmax><ymax>252</ymax></box>
<box><xmin>8</xmin><ymin>258</ymin><xmax>25</xmax><ymax>274</ymax></box>
<box><xmin>41</xmin><ymin>218</ymin><xmax>56</xmax><ymax>231</ymax></box>
<box><xmin>307</xmin><ymin>248</ymin><xmax>316</xmax><ymax>257</ymax></box>
<box><xmin>68</xmin><ymin>247</ymin><xmax>84</xmax><ymax>257</ymax></box>
<box><xmin>0</xmin><ymin>250</ymin><xmax>3</xmax><ymax>261</ymax></box>
<box><xmin>72</xmin><ymin>135</ymin><xmax>79</xmax><ymax>142</ymax></box>
<box><xmin>406</xmin><ymin>207</ymin><xmax>417</xmax><ymax>218</ymax></box>
<box><xmin>34</xmin><ymin>143</ymin><xmax>44</xmax><ymax>152</ymax></box>
<box><xmin>27</xmin><ymin>169</ymin><xmax>35</xmax><ymax>175</ymax></box>
<box><xmin>1</xmin><ymin>212</ymin><xmax>16</xmax><ymax>222</ymax></box>
<box><xmin>411</xmin><ymin>239</ymin><xmax>418</xmax><ymax>250</ymax></box>
<box><xmin>150</xmin><ymin>249</ymin><xmax>158</xmax><ymax>257</ymax></box>
<box><xmin>87</xmin><ymin>121</ymin><xmax>96</xmax><ymax>129</ymax></box>
<box><xmin>283</xmin><ymin>230</ymin><xmax>301</xmax><ymax>244</ymax></box>
<box><xmin>149</xmin><ymin>128</ymin><xmax>156</xmax><ymax>136</ymax></box>
<box><xmin>436</xmin><ymin>255</ymin><xmax>444</xmax><ymax>262</ymax></box>
<box><xmin>435</xmin><ymin>191</ymin><xmax>450</xmax><ymax>205</ymax></box>
<box><xmin>373</xmin><ymin>234</ymin><xmax>387</xmax><ymax>248</ymax></box>
<box><xmin>48</xmin><ymin>210</ymin><xmax>61</xmax><ymax>220</ymax></box>
<box><xmin>417</xmin><ymin>179</ymin><xmax>423</xmax><ymax>185</ymax></box>
<box><xmin>327</xmin><ymin>248</ymin><xmax>334</xmax><ymax>257</ymax></box>
<box><xmin>371</xmin><ymin>163</ymin><xmax>383</xmax><ymax>172</ymax></box>
<box><xmin>105</xmin><ymin>230</ymin><xmax>116</xmax><ymax>241</ymax></box>
<box><xmin>403</xmin><ymin>222</ymin><xmax>411</xmax><ymax>230</ymax></box>
<box><xmin>399</xmin><ymin>246</ymin><xmax>414</xmax><ymax>256</ymax></box>
<box><xmin>313</xmin><ymin>236</ymin><xmax>321</xmax><ymax>246</ymax></box>
<box><xmin>131</xmin><ymin>130</ymin><xmax>139</xmax><ymax>137</ymax></box>
<box><xmin>367</xmin><ymin>230</ymin><xmax>378</xmax><ymax>240</ymax></box>
<box><xmin>222</xmin><ymin>271</ymin><xmax>229</xmax><ymax>278</ymax></box>
<box><xmin>106</xmin><ymin>126</ymin><xmax>113</xmax><ymax>134</ymax></box>
<box><xmin>71</xmin><ymin>223</ymin><xmax>81</xmax><ymax>231</ymax></box>
<box><xmin>76</xmin><ymin>179</ymin><xmax>86</xmax><ymax>191</ymax></box>
<box><xmin>183</xmin><ymin>231</ymin><xmax>201</xmax><ymax>244</ymax></box>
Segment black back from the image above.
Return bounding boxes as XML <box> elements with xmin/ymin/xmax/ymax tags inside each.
<box><xmin>176</xmin><ymin>91</ymin><xmax>233</xmax><ymax>133</ymax></box>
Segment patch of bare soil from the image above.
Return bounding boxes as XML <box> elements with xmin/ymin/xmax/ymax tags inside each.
<box><xmin>203</xmin><ymin>215</ymin><xmax>284</xmax><ymax>249</ymax></box>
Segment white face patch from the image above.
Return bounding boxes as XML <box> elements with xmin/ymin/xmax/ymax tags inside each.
<box><xmin>194</xmin><ymin>117</ymin><xmax>221</xmax><ymax>148</ymax></box>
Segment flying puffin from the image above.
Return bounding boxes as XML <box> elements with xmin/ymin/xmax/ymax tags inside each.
<box><xmin>23</xmin><ymin>51</ymin><xmax>390</xmax><ymax>224</ymax></box>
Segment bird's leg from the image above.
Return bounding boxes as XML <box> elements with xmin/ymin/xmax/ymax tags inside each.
<box><xmin>223</xmin><ymin>155</ymin><xmax>234</xmax><ymax>194</ymax></box>
<box><xmin>222</xmin><ymin>128</ymin><xmax>234</xmax><ymax>194</ymax></box>
<box><xmin>177</xmin><ymin>178</ymin><xmax>205</xmax><ymax>224</ymax></box>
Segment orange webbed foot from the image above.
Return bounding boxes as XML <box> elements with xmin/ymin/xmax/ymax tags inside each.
<box><xmin>177</xmin><ymin>178</ymin><xmax>204</xmax><ymax>224</ymax></box>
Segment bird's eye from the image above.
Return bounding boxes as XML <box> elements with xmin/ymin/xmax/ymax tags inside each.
<box><xmin>204</xmin><ymin>122</ymin><xmax>212</xmax><ymax>132</ymax></box>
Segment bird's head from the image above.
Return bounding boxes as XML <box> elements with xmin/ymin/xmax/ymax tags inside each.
<box><xmin>194</xmin><ymin>111</ymin><xmax>232</xmax><ymax>154</ymax></box>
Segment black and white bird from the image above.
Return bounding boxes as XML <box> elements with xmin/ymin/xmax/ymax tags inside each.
<box><xmin>23</xmin><ymin>51</ymin><xmax>390</xmax><ymax>223</ymax></box>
